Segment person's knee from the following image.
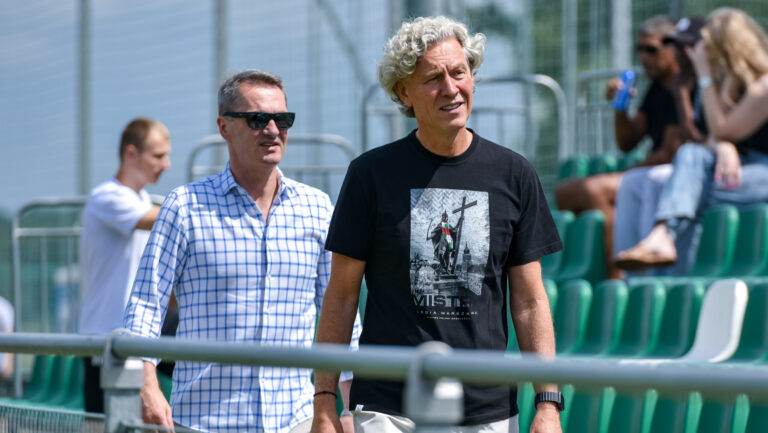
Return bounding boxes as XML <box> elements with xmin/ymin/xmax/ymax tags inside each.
<box><xmin>674</xmin><ymin>143</ymin><xmax>713</xmax><ymax>166</ymax></box>
<box><xmin>555</xmin><ymin>178</ymin><xmax>587</xmax><ymax>212</ymax></box>
<box><xmin>583</xmin><ymin>174</ymin><xmax>619</xmax><ymax>209</ymax></box>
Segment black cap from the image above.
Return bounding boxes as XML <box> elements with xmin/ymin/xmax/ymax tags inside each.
<box><xmin>663</xmin><ymin>16</ymin><xmax>706</xmax><ymax>45</ymax></box>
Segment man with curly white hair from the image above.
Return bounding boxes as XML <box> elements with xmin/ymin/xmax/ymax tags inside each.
<box><xmin>312</xmin><ymin>16</ymin><xmax>563</xmax><ymax>433</ymax></box>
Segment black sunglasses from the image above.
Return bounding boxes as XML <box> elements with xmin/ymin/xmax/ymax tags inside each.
<box><xmin>636</xmin><ymin>44</ymin><xmax>661</xmax><ymax>55</ymax></box>
<box><xmin>223</xmin><ymin>111</ymin><xmax>296</xmax><ymax>130</ymax></box>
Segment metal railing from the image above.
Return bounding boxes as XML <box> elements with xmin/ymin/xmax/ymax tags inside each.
<box><xmin>2</xmin><ymin>332</ymin><xmax>768</xmax><ymax>432</ymax></box>
<box><xmin>185</xmin><ymin>133</ymin><xmax>358</xmax><ymax>202</ymax></box>
<box><xmin>361</xmin><ymin>74</ymin><xmax>568</xmax><ymax>155</ymax></box>
<box><xmin>574</xmin><ymin>66</ymin><xmax>648</xmax><ymax>157</ymax></box>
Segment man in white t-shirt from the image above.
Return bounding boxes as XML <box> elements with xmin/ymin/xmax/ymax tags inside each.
<box><xmin>78</xmin><ymin>118</ymin><xmax>171</xmax><ymax>413</ymax></box>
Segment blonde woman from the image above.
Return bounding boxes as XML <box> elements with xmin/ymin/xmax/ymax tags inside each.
<box><xmin>615</xmin><ymin>8</ymin><xmax>768</xmax><ymax>271</ymax></box>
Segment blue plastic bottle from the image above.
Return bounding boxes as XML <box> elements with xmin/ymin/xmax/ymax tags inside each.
<box><xmin>612</xmin><ymin>70</ymin><xmax>636</xmax><ymax>111</ymax></box>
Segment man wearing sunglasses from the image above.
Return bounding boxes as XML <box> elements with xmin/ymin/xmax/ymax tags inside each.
<box><xmin>123</xmin><ymin>69</ymin><xmax>360</xmax><ymax>433</ymax></box>
<box><xmin>555</xmin><ymin>15</ymin><xmax>685</xmax><ymax>279</ymax></box>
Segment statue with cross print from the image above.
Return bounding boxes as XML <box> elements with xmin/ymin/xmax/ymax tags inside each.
<box><xmin>427</xmin><ymin>195</ymin><xmax>477</xmax><ymax>276</ymax></box>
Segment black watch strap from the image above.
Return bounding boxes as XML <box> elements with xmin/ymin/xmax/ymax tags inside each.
<box><xmin>534</xmin><ymin>391</ymin><xmax>565</xmax><ymax>411</ymax></box>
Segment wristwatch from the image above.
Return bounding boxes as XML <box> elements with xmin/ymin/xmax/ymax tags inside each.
<box><xmin>534</xmin><ymin>391</ymin><xmax>565</xmax><ymax>411</ymax></box>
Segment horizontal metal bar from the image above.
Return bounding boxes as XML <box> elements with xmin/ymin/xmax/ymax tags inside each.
<box><xmin>13</xmin><ymin>227</ymin><xmax>82</xmax><ymax>237</ymax></box>
<box><xmin>2</xmin><ymin>333</ymin><xmax>768</xmax><ymax>399</ymax></box>
<box><xmin>0</xmin><ymin>333</ymin><xmax>105</xmax><ymax>357</ymax></box>
<box><xmin>111</xmin><ymin>335</ymin><xmax>413</xmax><ymax>382</ymax></box>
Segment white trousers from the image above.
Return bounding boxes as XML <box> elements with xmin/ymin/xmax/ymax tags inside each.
<box><xmin>353</xmin><ymin>410</ymin><xmax>519</xmax><ymax>433</ymax></box>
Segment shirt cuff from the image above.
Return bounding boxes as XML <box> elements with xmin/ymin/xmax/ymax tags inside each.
<box><xmin>339</xmin><ymin>370</ymin><xmax>353</xmax><ymax>382</ymax></box>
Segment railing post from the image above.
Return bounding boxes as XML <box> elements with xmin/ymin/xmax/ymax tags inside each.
<box><xmin>404</xmin><ymin>341</ymin><xmax>463</xmax><ymax>432</ymax></box>
<box><xmin>102</xmin><ymin>330</ymin><xmax>144</xmax><ymax>433</ymax></box>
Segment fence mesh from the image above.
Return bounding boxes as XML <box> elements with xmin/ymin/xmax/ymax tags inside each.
<box><xmin>0</xmin><ymin>403</ymin><xmax>104</xmax><ymax>433</ymax></box>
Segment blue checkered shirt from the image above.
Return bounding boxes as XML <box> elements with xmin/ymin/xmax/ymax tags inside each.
<box><xmin>124</xmin><ymin>163</ymin><xmax>361</xmax><ymax>433</ymax></box>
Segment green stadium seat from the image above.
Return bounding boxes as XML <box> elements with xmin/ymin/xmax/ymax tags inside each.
<box><xmin>562</xmin><ymin>386</ymin><xmax>613</xmax><ymax>433</ymax></box>
<box><xmin>728</xmin><ymin>282</ymin><xmax>768</xmax><ymax>363</ymax></box>
<box><xmin>604</xmin><ymin>389</ymin><xmax>655</xmax><ymax>433</ymax></box>
<box><xmin>553</xmin><ymin>279</ymin><xmax>592</xmax><ymax>354</ymax></box>
<box><xmin>646</xmin><ymin>393</ymin><xmax>692</xmax><ymax>433</ymax></box>
<box><xmin>22</xmin><ymin>355</ymin><xmax>54</xmax><ymax>401</ymax></box>
<box><xmin>26</xmin><ymin>356</ymin><xmax>75</xmax><ymax>408</ymax></box>
<box><xmin>158</xmin><ymin>371</ymin><xmax>173</xmax><ymax>402</ymax></box>
<box><xmin>554</xmin><ymin>210</ymin><xmax>606</xmax><ymax>285</ymax></box>
<box><xmin>745</xmin><ymin>398</ymin><xmax>768</xmax><ymax>432</ymax></box>
<box><xmin>685</xmin><ymin>205</ymin><xmax>739</xmax><ymax>278</ymax></box>
<box><xmin>507</xmin><ymin>280</ymin><xmax>558</xmax><ymax>353</ymax></box>
<box><xmin>588</xmin><ymin>153</ymin><xmax>619</xmax><ymax>175</ymax></box>
<box><xmin>60</xmin><ymin>357</ymin><xmax>85</xmax><ymax>409</ymax></box>
<box><xmin>571</xmin><ymin>279</ymin><xmax>629</xmax><ymax>356</ymax></box>
<box><xmin>608</xmin><ymin>280</ymin><xmax>666</xmax><ymax>357</ymax></box>
<box><xmin>559</xmin><ymin>154</ymin><xmax>590</xmax><ymax>180</ymax></box>
<box><xmin>722</xmin><ymin>203</ymin><xmax>768</xmax><ymax>278</ymax></box>
<box><xmin>517</xmin><ymin>382</ymin><xmax>535</xmax><ymax>432</ymax></box>
<box><xmin>617</xmin><ymin>149</ymin><xmax>647</xmax><ymax>171</ymax></box>
<box><xmin>692</xmin><ymin>394</ymin><xmax>749</xmax><ymax>433</ymax></box>
<box><xmin>544</xmin><ymin>279</ymin><xmax>558</xmax><ymax>315</ymax></box>
<box><xmin>541</xmin><ymin>210</ymin><xmax>574</xmax><ymax>279</ymax></box>
<box><xmin>646</xmin><ymin>281</ymin><xmax>705</xmax><ymax>358</ymax></box>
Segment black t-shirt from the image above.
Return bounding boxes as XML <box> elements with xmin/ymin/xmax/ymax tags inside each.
<box><xmin>325</xmin><ymin>130</ymin><xmax>563</xmax><ymax>424</ymax></box>
<box><xmin>639</xmin><ymin>80</ymin><xmax>679</xmax><ymax>151</ymax></box>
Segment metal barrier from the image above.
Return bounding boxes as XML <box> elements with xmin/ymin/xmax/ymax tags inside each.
<box><xmin>186</xmin><ymin>133</ymin><xmax>358</xmax><ymax>202</ymax></box>
<box><xmin>2</xmin><ymin>332</ymin><xmax>768</xmax><ymax>432</ymax></box>
<box><xmin>361</xmin><ymin>74</ymin><xmax>568</xmax><ymax>154</ymax></box>
<box><xmin>361</xmin><ymin>74</ymin><xmax>568</xmax><ymax>197</ymax></box>
<box><xmin>11</xmin><ymin>198</ymin><xmax>88</xmax><ymax>398</ymax></box>
<box><xmin>574</xmin><ymin>67</ymin><xmax>648</xmax><ymax>157</ymax></box>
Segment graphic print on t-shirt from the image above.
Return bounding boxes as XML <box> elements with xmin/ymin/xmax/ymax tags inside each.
<box><xmin>410</xmin><ymin>188</ymin><xmax>489</xmax><ymax>319</ymax></box>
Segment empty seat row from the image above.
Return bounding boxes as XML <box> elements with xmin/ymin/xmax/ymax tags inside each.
<box><xmin>508</xmin><ymin>278</ymin><xmax>768</xmax><ymax>365</ymax></box>
<box><xmin>558</xmin><ymin>150</ymin><xmax>647</xmax><ymax>180</ymax></box>
<box><xmin>518</xmin><ymin>384</ymin><xmax>768</xmax><ymax>433</ymax></box>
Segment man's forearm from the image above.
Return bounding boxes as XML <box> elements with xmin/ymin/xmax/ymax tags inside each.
<box><xmin>614</xmin><ymin>112</ymin><xmax>644</xmax><ymax>152</ymax></box>
<box><xmin>314</xmin><ymin>296</ymin><xmax>358</xmax><ymax>393</ymax></box>
<box><xmin>513</xmin><ymin>299</ymin><xmax>558</xmax><ymax>394</ymax></box>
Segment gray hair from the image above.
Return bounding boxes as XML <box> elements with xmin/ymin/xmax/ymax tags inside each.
<box><xmin>378</xmin><ymin>16</ymin><xmax>486</xmax><ymax>117</ymax></box>
<box><xmin>218</xmin><ymin>69</ymin><xmax>286</xmax><ymax>114</ymax></box>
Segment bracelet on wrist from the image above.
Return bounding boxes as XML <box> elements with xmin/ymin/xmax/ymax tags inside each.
<box><xmin>313</xmin><ymin>390</ymin><xmax>337</xmax><ymax>399</ymax></box>
<box><xmin>340</xmin><ymin>409</ymin><xmax>353</xmax><ymax>418</ymax></box>
<box><xmin>698</xmin><ymin>76</ymin><xmax>713</xmax><ymax>89</ymax></box>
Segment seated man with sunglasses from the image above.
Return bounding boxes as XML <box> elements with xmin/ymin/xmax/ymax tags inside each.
<box><xmin>555</xmin><ymin>15</ymin><xmax>686</xmax><ymax>279</ymax></box>
<box><xmin>123</xmin><ymin>69</ymin><xmax>361</xmax><ymax>433</ymax></box>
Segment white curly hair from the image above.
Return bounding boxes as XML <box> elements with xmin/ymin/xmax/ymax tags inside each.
<box><xmin>378</xmin><ymin>16</ymin><xmax>486</xmax><ymax>117</ymax></box>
